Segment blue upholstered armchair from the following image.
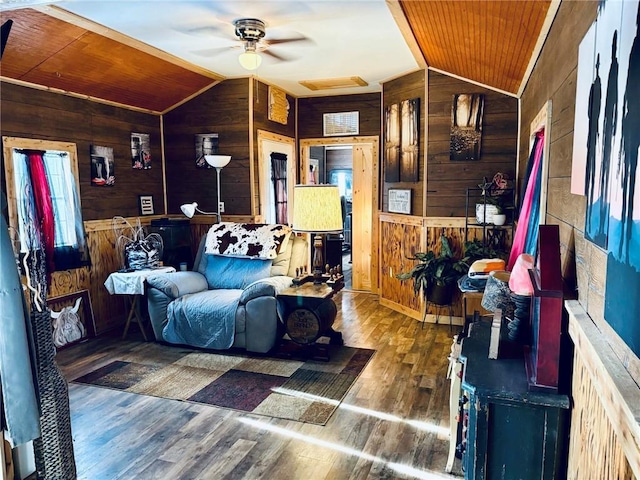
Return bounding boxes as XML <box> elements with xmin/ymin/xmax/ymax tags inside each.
<box><xmin>146</xmin><ymin>224</ymin><xmax>307</xmax><ymax>353</ymax></box>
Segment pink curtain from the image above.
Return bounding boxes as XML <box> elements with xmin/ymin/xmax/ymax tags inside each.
<box><xmin>27</xmin><ymin>150</ymin><xmax>56</xmax><ymax>283</ymax></box>
<box><xmin>508</xmin><ymin>131</ymin><xmax>545</xmax><ymax>270</ymax></box>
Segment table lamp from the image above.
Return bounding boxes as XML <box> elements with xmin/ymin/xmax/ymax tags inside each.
<box><xmin>292</xmin><ymin>185</ymin><xmax>343</xmax><ymax>284</ymax></box>
<box><xmin>180</xmin><ymin>155</ymin><xmax>231</xmax><ymax>223</ymax></box>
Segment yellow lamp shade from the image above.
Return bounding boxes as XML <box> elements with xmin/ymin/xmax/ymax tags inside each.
<box><xmin>292</xmin><ymin>185</ymin><xmax>343</xmax><ymax>233</ymax></box>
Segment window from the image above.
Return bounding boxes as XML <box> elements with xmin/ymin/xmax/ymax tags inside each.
<box><xmin>323</xmin><ymin>112</ymin><xmax>359</xmax><ymax>137</ymax></box>
<box><xmin>328</xmin><ymin>168</ymin><xmax>353</xmax><ymax>202</ymax></box>
<box><xmin>3</xmin><ymin>137</ymin><xmax>89</xmax><ymax>272</ymax></box>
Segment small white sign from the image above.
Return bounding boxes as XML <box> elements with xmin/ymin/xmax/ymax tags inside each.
<box><xmin>388</xmin><ymin>189</ymin><xmax>412</xmax><ymax>214</ymax></box>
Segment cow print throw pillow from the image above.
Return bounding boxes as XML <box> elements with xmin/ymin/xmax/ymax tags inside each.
<box><xmin>204</xmin><ymin>222</ymin><xmax>292</xmax><ymax>259</ymax></box>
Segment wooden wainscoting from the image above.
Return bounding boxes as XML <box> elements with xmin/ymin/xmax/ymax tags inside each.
<box><xmin>566</xmin><ymin>301</ymin><xmax>640</xmax><ymax>480</ymax></box>
<box><xmin>379</xmin><ymin>214</ymin><xmax>485</xmax><ymax>324</ymax></box>
<box><xmin>52</xmin><ymin>214</ymin><xmax>261</xmax><ymax>336</ymax></box>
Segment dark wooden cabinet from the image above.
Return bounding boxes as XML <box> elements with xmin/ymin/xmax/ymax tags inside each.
<box><xmin>460</xmin><ymin>320</ymin><xmax>570</xmax><ymax>480</ymax></box>
<box><xmin>149</xmin><ymin>218</ymin><xmax>192</xmax><ymax>270</ymax></box>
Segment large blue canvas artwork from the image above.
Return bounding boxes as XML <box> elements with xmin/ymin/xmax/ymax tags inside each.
<box><xmin>574</xmin><ymin>0</ymin><xmax>640</xmax><ymax>357</ymax></box>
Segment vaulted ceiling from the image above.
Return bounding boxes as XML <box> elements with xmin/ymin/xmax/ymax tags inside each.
<box><xmin>0</xmin><ymin>1</ymin><xmax>556</xmax><ymax>113</ymax></box>
<box><xmin>399</xmin><ymin>0</ymin><xmax>553</xmax><ymax>95</ymax></box>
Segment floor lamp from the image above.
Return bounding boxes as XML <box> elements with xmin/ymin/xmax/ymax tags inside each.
<box><xmin>180</xmin><ymin>155</ymin><xmax>231</xmax><ymax>223</ymax></box>
<box><xmin>292</xmin><ymin>184</ymin><xmax>343</xmax><ymax>284</ymax></box>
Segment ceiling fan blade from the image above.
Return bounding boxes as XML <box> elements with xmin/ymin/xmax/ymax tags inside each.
<box><xmin>183</xmin><ymin>25</ymin><xmax>227</xmax><ymax>36</ymax></box>
<box><xmin>264</xmin><ymin>35</ymin><xmax>312</xmax><ymax>46</ymax></box>
<box><xmin>262</xmin><ymin>49</ymin><xmax>290</xmax><ymax>62</ymax></box>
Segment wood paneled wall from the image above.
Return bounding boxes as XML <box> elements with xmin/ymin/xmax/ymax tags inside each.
<box><xmin>252</xmin><ymin>80</ymin><xmax>296</xmax><ymax>215</ymax></box>
<box><xmin>382</xmin><ymin>70</ymin><xmax>426</xmax><ymax>216</ymax></box>
<box><xmin>297</xmin><ymin>93</ymin><xmax>381</xmax><ymax>139</ymax></box>
<box><xmin>427</xmin><ymin>71</ymin><xmax>518</xmax><ymax>217</ymax></box>
<box><xmin>163</xmin><ymin>78</ymin><xmax>252</xmax><ymax>216</ymax></box>
<box><xmin>521</xmin><ymin>1</ymin><xmax>639</xmax><ymax>477</ymax></box>
<box><xmin>326</xmin><ymin>148</ymin><xmax>352</xmax><ymax>172</ymax></box>
<box><xmin>0</xmin><ymin>82</ymin><xmax>164</xmax><ymax>220</ymax></box>
<box><xmin>1</xmin><ymin>82</ymin><xmax>166</xmax><ymax>333</ymax></box>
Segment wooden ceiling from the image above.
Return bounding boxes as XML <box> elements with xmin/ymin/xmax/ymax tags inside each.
<box><xmin>0</xmin><ymin>3</ymin><xmax>554</xmax><ymax>111</ymax></box>
<box><xmin>0</xmin><ymin>9</ymin><xmax>221</xmax><ymax>113</ymax></box>
<box><xmin>399</xmin><ymin>0</ymin><xmax>553</xmax><ymax>95</ymax></box>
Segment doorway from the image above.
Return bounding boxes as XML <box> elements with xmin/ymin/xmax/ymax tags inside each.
<box><xmin>257</xmin><ymin>130</ymin><xmax>296</xmax><ymax>224</ymax></box>
<box><xmin>300</xmin><ymin>137</ymin><xmax>379</xmax><ymax>293</ymax></box>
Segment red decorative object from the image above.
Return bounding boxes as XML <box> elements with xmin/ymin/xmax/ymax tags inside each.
<box><xmin>524</xmin><ymin>225</ymin><xmax>563</xmax><ymax>392</ymax></box>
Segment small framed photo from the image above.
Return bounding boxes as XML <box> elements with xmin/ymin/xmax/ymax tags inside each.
<box><xmin>388</xmin><ymin>188</ymin><xmax>412</xmax><ymax>214</ymax></box>
<box><xmin>138</xmin><ymin>194</ymin><xmax>154</xmax><ymax>215</ymax></box>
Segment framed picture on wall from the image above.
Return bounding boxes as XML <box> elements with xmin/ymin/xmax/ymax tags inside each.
<box><xmin>48</xmin><ymin>289</ymin><xmax>96</xmax><ymax>349</ymax></box>
<box><xmin>384</xmin><ymin>103</ymin><xmax>401</xmax><ymax>182</ymax></box>
<box><xmin>195</xmin><ymin>133</ymin><xmax>219</xmax><ymax>168</ymax></box>
<box><xmin>131</xmin><ymin>132</ymin><xmax>151</xmax><ymax>169</ymax></box>
<box><xmin>450</xmin><ymin>93</ymin><xmax>485</xmax><ymax>161</ymax></box>
<box><xmin>90</xmin><ymin>145</ymin><xmax>115</xmax><ymax>186</ymax></box>
<box><xmin>388</xmin><ymin>188</ymin><xmax>412</xmax><ymax>214</ymax></box>
<box><xmin>138</xmin><ymin>194</ymin><xmax>154</xmax><ymax>215</ymax></box>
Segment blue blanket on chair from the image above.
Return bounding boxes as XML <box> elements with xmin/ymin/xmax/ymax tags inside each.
<box><xmin>162</xmin><ymin>289</ymin><xmax>242</xmax><ymax>349</ymax></box>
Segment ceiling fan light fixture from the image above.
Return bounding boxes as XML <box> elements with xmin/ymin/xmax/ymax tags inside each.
<box><xmin>238</xmin><ymin>50</ymin><xmax>262</xmax><ymax>70</ymax></box>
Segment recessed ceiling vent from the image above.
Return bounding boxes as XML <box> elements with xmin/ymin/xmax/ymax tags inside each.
<box><xmin>300</xmin><ymin>76</ymin><xmax>368</xmax><ymax>92</ymax></box>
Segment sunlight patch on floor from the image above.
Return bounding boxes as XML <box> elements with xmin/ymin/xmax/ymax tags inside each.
<box><xmin>272</xmin><ymin>387</ymin><xmax>449</xmax><ymax>435</ymax></box>
<box><xmin>238</xmin><ymin>417</ymin><xmax>453</xmax><ymax>480</ymax></box>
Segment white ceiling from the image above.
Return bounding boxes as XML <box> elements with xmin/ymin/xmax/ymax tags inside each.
<box><xmin>35</xmin><ymin>0</ymin><xmax>419</xmax><ymax>97</ymax></box>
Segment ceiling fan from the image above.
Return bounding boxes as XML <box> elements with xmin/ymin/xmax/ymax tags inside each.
<box><xmin>192</xmin><ymin>17</ymin><xmax>310</xmax><ymax>70</ymax></box>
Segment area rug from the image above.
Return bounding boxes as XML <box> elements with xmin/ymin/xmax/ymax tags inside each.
<box><xmin>72</xmin><ymin>342</ymin><xmax>375</xmax><ymax>425</ymax></box>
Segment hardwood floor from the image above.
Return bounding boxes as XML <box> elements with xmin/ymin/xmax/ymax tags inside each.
<box><xmin>57</xmin><ymin>291</ymin><xmax>462</xmax><ymax>479</ymax></box>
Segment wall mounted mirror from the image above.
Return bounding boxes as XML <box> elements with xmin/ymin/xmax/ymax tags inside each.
<box><xmin>2</xmin><ymin>136</ymin><xmax>89</xmax><ymax>272</ymax></box>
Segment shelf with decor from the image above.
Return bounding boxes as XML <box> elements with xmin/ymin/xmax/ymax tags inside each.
<box><xmin>464</xmin><ymin>187</ymin><xmax>515</xmax><ymax>256</ymax></box>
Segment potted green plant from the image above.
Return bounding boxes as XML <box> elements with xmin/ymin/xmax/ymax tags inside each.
<box><xmin>396</xmin><ymin>235</ymin><xmax>467</xmax><ymax>306</ymax></box>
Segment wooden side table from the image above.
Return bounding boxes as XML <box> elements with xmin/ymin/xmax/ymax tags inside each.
<box><xmin>278</xmin><ymin>281</ymin><xmax>344</xmax><ymax>359</ymax></box>
<box><xmin>461</xmin><ymin>291</ymin><xmax>490</xmax><ymax>322</ymax></box>
<box><xmin>104</xmin><ymin>266</ymin><xmax>175</xmax><ymax>340</ymax></box>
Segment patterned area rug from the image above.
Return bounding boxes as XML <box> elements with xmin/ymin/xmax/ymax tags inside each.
<box><xmin>72</xmin><ymin>342</ymin><xmax>375</xmax><ymax>425</ymax></box>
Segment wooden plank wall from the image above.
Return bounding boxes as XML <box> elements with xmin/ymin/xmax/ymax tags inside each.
<box><xmin>1</xmin><ymin>82</ymin><xmax>167</xmax><ymax>333</ymax></box>
<box><xmin>382</xmin><ymin>70</ymin><xmax>426</xmax><ymax>216</ymax></box>
<box><xmin>297</xmin><ymin>93</ymin><xmax>381</xmax><ymax>139</ymax></box>
<box><xmin>0</xmin><ymin>82</ymin><xmax>164</xmax><ymax>220</ymax></box>
<box><xmin>163</xmin><ymin>78</ymin><xmax>252</xmax><ymax>216</ymax></box>
<box><xmin>427</xmin><ymin>71</ymin><xmax>518</xmax><ymax>217</ymax></box>
<box><xmin>521</xmin><ymin>0</ymin><xmax>639</xmax><ymax>477</ymax></box>
<box><xmin>252</xmin><ymin>79</ymin><xmax>296</xmax><ymax>215</ymax></box>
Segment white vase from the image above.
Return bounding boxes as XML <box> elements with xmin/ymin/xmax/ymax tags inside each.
<box><xmin>475</xmin><ymin>203</ymin><xmax>500</xmax><ymax>224</ymax></box>
<box><xmin>493</xmin><ymin>213</ymin><xmax>507</xmax><ymax>226</ymax></box>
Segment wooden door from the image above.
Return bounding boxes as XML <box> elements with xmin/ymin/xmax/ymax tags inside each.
<box><xmin>300</xmin><ymin>137</ymin><xmax>379</xmax><ymax>293</ymax></box>
<box><xmin>352</xmin><ymin>144</ymin><xmax>373</xmax><ymax>291</ymax></box>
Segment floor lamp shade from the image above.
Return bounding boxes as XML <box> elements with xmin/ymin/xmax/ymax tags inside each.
<box><xmin>292</xmin><ymin>185</ymin><xmax>343</xmax><ymax>233</ymax></box>
<box><xmin>204</xmin><ymin>155</ymin><xmax>231</xmax><ymax>168</ymax></box>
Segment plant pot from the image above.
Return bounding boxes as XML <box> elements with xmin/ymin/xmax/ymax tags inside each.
<box><xmin>493</xmin><ymin>213</ymin><xmax>507</xmax><ymax>226</ymax></box>
<box><xmin>475</xmin><ymin>203</ymin><xmax>500</xmax><ymax>224</ymax></box>
<box><xmin>426</xmin><ymin>283</ymin><xmax>454</xmax><ymax>306</ymax></box>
